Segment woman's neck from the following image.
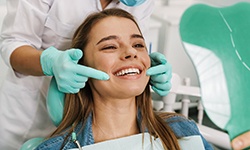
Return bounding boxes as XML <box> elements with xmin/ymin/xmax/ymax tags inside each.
<box><xmin>92</xmin><ymin>97</ymin><xmax>139</xmax><ymax>143</ymax></box>
<box><xmin>100</xmin><ymin>0</ymin><xmax>112</xmax><ymax>9</ymax></box>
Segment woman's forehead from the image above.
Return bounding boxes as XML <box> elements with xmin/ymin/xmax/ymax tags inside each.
<box><xmin>89</xmin><ymin>16</ymin><xmax>141</xmax><ymax>39</ymax></box>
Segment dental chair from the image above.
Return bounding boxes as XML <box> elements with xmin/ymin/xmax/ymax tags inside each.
<box><xmin>179</xmin><ymin>2</ymin><xmax>250</xmax><ymax>149</ymax></box>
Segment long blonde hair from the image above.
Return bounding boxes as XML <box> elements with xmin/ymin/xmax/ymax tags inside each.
<box><xmin>51</xmin><ymin>8</ymin><xmax>181</xmax><ymax>150</ymax></box>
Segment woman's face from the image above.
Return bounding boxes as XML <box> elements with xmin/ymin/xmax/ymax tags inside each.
<box><xmin>84</xmin><ymin>16</ymin><xmax>150</xmax><ymax>99</ymax></box>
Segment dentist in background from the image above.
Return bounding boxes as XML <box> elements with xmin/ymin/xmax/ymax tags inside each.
<box><xmin>0</xmin><ymin>0</ymin><xmax>172</xmax><ymax>149</ymax></box>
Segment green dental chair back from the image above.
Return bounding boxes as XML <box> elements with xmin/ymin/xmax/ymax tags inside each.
<box><xmin>179</xmin><ymin>2</ymin><xmax>250</xmax><ymax>142</ymax></box>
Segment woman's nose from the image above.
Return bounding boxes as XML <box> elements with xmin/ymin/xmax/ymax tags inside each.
<box><xmin>122</xmin><ymin>46</ymin><xmax>137</xmax><ymax>60</ymax></box>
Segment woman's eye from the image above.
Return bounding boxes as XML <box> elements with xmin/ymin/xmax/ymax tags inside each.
<box><xmin>101</xmin><ymin>46</ymin><xmax>117</xmax><ymax>50</ymax></box>
<box><xmin>133</xmin><ymin>44</ymin><xmax>145</xmax><ymax>48</ymax></box>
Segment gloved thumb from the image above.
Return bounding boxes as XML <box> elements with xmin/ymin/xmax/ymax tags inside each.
<box><xmin>149</xmin><ymin>52</ymin><xmax>167</xmax><ymax>65</ymax></box>
<box><xmin>67</xmin><ymin>49</ymin><xmax>83</xmax><ymax>61</ymax></box>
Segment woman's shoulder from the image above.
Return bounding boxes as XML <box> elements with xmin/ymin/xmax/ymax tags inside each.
<box><xmin>160</xmin><ymin>113</ymin><xmax>200</xmax><ymax>137</ymax></box>
<box><xmin>35</xmin><ymin>135</ymin><xmax>65</xmax><ymax>150</ymax></box>
<box><xmin>35</xmin><ymin>133</ymin><xmax>75</xmax><ymax>150</ymax></box>
<box><xmin>162</xmin><ymin>114</ymin><xmax>214</xmax><ymax>150</ymax></box>
<box><xmin>159</xmin><ymin>113</ymin><xmax>194</xmax><ymax>124</ymax></box>
<box><xmin>165</xmin><ymin>114</ymin><xmax>195</xmax><ymax>125</ymax></box>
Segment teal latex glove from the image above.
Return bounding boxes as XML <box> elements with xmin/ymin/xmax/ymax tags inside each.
<box><xmin>40</xmin><ymin>46</ymin><xmax>110</xmax><ymax>93</ymax></box>
<box><xmin>146</xmin><ymin>52</ymin><xmax>172</xmax><ymax>96</ymax></box>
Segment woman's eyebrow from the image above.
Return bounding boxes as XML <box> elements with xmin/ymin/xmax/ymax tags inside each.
<box><xmin>96</xmin><ymin>35</ymin><xmax>118</xmax><ymax>45</ymax></box>
<box><xmin>96</xmin><ymin>34</ymin><xmax>144</xmax><ymax>45</ymax></box>
<box><xmin>131</xmin><ymin>34</ymin><xmax>144</xmax><ymax>40</ymax></box>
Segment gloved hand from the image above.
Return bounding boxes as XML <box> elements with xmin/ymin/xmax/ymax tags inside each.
<box><xmin>146</xmin><ymin>52</ymin><xmax>172</xmax><ymax>96</ymax></box>
<box><xmin>40</xmin><ymin>46</ymin><xmax>109</xmax><ymax>93</ymax></box>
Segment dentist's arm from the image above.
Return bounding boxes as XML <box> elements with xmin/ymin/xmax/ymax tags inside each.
<box><xmin>146</xmin><ymin>52</ymin><xmax>172</xmax><ymax>96</ymax></box>
<box><xmin>10</xmin><ymin>45</ymin><xmax>44</xmax><ymax>76</ymax></box>
<box><xmin>232</xmin><ymin>131</ymin><xmax>250</xmax><ymax>150</ymax></box>
<box><xmin>11</xmin><ymin>45</ymin><xmax>109</xmax><ymax>93</ymax></box>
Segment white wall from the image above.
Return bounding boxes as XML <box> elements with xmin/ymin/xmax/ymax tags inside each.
<box><xmin>152</xmin><ymin>3</ymin><xmax>199</xmax><ymax>86</ymax></box>
<box><xmin>0</xmin><ymin>0</ymin><xmax>5</xmax><ymax>4</ymax></box>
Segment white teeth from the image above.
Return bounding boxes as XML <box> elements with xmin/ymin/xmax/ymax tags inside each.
<box><xmin>115</xmin><ymin>68</ymin><xmax>140</xmax><ymax>76</ymax></box>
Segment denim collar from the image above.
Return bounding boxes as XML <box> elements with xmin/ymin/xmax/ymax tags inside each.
<box><xmin>62</xmin><ymin>111</ymin><xmax>143</xmax><ymax>149</ymax></box>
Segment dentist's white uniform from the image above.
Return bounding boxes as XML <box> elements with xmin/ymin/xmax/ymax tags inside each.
<box><xmin>0</xmin><ymin>0</ymin><xmax>154</xmax><ymax>149</ymax></box>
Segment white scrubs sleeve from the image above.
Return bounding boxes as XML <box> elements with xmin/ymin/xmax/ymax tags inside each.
<box><xmin>136</xmin><ymin>0</ymin><xmax>154</xmax><ymax>35</ymax></box>
<box><xmin>139</xmin><ymin>0</ymin><xmax>155</xmax><ymax>48</ymax></box>
<box><xmin>0</xmin><ymin>0</ymin><xmax>51</xmax><ymax>68</ymax></box>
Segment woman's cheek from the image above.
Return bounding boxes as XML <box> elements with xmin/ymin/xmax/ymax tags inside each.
<box><xmin>95</xmin><ymin>55</ymin><xmax>114</xmax><ymax>72</ymax></box>
<box><xmin>144</xmin><ymin>54</ymin><xmax>151</xmax><ymax>69</ymax></box>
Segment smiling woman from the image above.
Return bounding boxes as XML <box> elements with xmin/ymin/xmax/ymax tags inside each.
<box><xmin>34</xmin><ymin>8</ymin><xmax>213</xmax><ymax>150</ymax></box>
<box><xmin>82</xmin><ymin>15</ymin><xmax>150</xmax><ymax>99</ymax></box>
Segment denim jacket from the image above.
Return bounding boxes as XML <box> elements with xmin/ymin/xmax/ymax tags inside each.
<box><xmin>35</xmin><ymin>113</ymin><xmax>213</xmax><ymax>150</ymax></box>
